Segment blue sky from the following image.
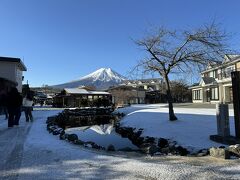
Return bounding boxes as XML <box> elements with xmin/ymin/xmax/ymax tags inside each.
<box><xmin>0</xmin><ymin>0</ymin><xmax>240</xmax><ymax>87</ymax></box>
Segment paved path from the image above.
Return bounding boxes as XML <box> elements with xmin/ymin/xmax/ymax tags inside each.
<box><xmin>0</xmin><ymin>119</ymin><xmax>31</xmax><ymax>180</ymax></box>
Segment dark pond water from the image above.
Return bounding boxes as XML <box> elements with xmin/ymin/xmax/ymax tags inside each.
<box><xmin>65</xmin><ymin>115</ymin><xmax>139</xmax><ymax>151</ymax></box>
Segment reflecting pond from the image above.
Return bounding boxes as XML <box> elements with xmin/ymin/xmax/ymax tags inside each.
<box><xmin>63</xmin><ymin>113</ymin><xmax>139</xmax><ymax>151</ymax></box>
<box><xmin>51</xmin><ymin>108</ymin><xmax>140</xmax><ymax>151</ymax></box>
<box><xmin>66</xmin><ymin>124</ymin><xmax>139</xmax><ymax>150</ymax></box>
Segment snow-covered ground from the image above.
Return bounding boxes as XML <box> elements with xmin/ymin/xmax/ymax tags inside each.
<box><xmin>0</xmin><ymin>106</ymin><xmax>240</xmax><ymax>179</ymax></box>
<box><xmin>117</xmin><ymin>104</ymin><xmax>235</xmax><ymax>150</ymax></box>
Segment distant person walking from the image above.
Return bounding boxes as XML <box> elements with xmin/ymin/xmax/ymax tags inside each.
<box><xmin>23</xmin><ymin>92</ymin><xmax>34</xmax><ymax>122</ymax></box>
<box><xmin>0</xmin><ymin>89</ymin><xmax>8</xmax><ymax>120</ymax></box>
<box><xmin>40</xmin><ymin>100</ymin><xmax>44</xmax><ymax>107</ymax></box>
<box><xmin>6</xmin><ymin>87</ymin><xmax>22</xmax><ymax>127</ymax></box>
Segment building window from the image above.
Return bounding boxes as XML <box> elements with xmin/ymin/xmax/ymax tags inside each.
<box><xmin>224</xmin><ymin>66</ymin><xmax>235</xmax><ymax>78</ymax></box>
<box><xmin>88</xmin><ymin>95</ymin><xmax>93</xmax><ymax>101</ymax></box>
<box><xmin>209</xmin><ymin>71</ymin><xmax>213</xmax><ymax>77</ymax></box>
<box><xmin>213</xmin><ymin>70</ymin><xmax>217</xmax><ymax>78</ymax></box>
<box><xmin>210</xmin><ymin>87</ymin><xmax>219</xmax><ymax>100</ymax></box>
<box><xmin>193</xmin><ymin>90</ymin><xmax>202</xmax><ymax>100</ymax></box>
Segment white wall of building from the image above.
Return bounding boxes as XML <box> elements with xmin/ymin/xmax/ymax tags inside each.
<box><xmin>0</xmin><ymin>61</ymin><xmax>24</xmax><ymax>92</ymax></box>
<box><xmin>0</xmin><ymin>62</ymin><xmax>16</xmax><ymax>82</ymax></box>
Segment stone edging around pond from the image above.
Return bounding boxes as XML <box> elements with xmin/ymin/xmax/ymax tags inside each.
<box><xmin>115</xmin><ymin>124</ymin><xmax>202</xmax><ymax>156</ymax></box>
<box><xmin>114</xmin><ymin>124</ymin><xmax>240</xmax><ymax>159</ymax></box>
<box><xmin>46</xmin><ymin>115</ymin><xmax>240</xmax><ymax>159</ymax></box>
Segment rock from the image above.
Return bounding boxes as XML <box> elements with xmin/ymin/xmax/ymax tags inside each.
<box><xmin>197</xmin><ymin>149</ymin><xmax>209</xmax><ymax>157</ymax></box>
<box><xmin>47</xmin><ymin>124</ymin><xmax>51</xmax><ymax>130</ymax></box>
<box><xmin>209</xmin><ymin>147</ymin><xmax>230</xmax><ymax>159</ymax></box>
<box><xmin>92</xmin><ymin>143</ymin><xmax>102</xmax><ymax>149</ymax></box>
<box><xmin>133</xmin><ymin>137</ymin><xmax>144</xmax><ymax>146</ymax></box>
<box><xmin>168</xmin><ymin>145</ymin><xmax>176</xmax><ymax>153</ymax></box>
<box><xmin>140</xmin><ymin>143</ymin><xmax>159</xmax><ymax>155</ymax></box>
<box><xmin>144</xmin><ymin>136</ymin><xmax>155</xmax><ymax>144</ymax></box>
<box><xmin>115</xmin><ymin>124</ymin><xmax>120</xmax><ymax>131</ymax></box>
<box><xmin>160</xmin><ymin>147</ymin><xmax>170</xmax><ymax>154</ymax></box>
<box><xmin>158</xmin><ymin>138</ymin><xmax>168</xmax><ymax>148</ymax></box>
<box><xmin>116</xmin><ymin>127</ymin><xmax>126</xmax><ymax>137</ymax></box>
<box><xmin>148</xmin><ymin>145</ymin><xmax>159</xmax><ymax>156</ymax></box>
<box><xmin>67</xmin><ymin>134</ymin><xmax>78</xmax><ymax>142</ymax></box>
<box><xmin>46</xmin><ymin>116</ymin><xmax>57</xmax><ymax>124</ymax></box>
<box><xmin>121</xmin><ymin>128</ymin><xmax>133</xmax><ymax>138</ymax></box>
<box><xmin>129</xmin><ymin>131</ymin><xmax>143</xmax><ymax>142</ymax></box>
<box><xmin>53</xmin><ymin>128</ymin><xmax>64</xmax><ymax>135</ymax></box>
<box><xmin>120</xmin><ymin>113</ymin><xmax>125</xmax><ymax>117</ymax></box>
<box><xmin>154</xmin><ymin>152</ymin><xmax>163</xmax><ymax>156</ymax></box>
<box><xmin>85</xmin><ymin>141</ymin><xmax>95</xmax><ymax>146</ymax></box>
<box><xmin>74</xmin><ymin>139</ymin><xmax>84</xmax><ymax>145</ymax></box>
<box><xmin>84</xmin><ymin>141</ymin><xmax>102</xmax><ymax>150</ymax></box>
<box><xmin>48</xmin><ymin>126</ymin><xmax>58</xmax><ymax>133</ymax></box>
<box><xmin>58</xmin><ymin>128</ymin><xmax>64</xmax><ymax>134</ymax></box>
<box><xmin>107</xmin><ymin>144</ymin><xmax>115</xmax><ymax>151</ymax></box>
<box><xmin>169</xmin><ymin>141</ymin><xmax>177</xmax><ymax>147</ymax></box>
<box><xmin>59</xmin><ymin>133</ymin><xmax>66</xmax><ymax>140</ymax></box>
<box><xmin>84</xmin><ymin>143</ymin><xmax>93</xmax><ymax>148</ymax></box>
<box><xmin>64</xmin><ymin>134</ymin><xmax>69</xmax><ymax>139</ymax></box>
<box><xmin>60</xmin><ymin>130</ymin><xmax>65</xmax><ymax>136</ymax></box>
<box><xmin>175</xmin><ymin>146</ymin><xmax>189</xmax><ymax>156</ymax></box>
<box><xmin>228</xmin><ymin>144</ymin><xmax>240</xmax><ymax>157</ymax></box>
<box><xmin>53</xmin><ymin>129</ymin><xmax>60</xmax><ymax>135</ymax></box>
<box><xmin>140</xmin><ymin>143</ymin><xmax>150</xmax><ymax>153</ymax></box>
<box><xmin>129</xmin><ymin>133</ymin><xmax>136</xmax><ymax>141</ymax></box>
<box><xmin>118</xmin><ymin>147</ymin><xmax>134</xmax><ymax>152</ymax></box>
<box><xmin>135</xmin><ymin>130</ymin><xmax>142</xmax><ymax>137</ymax></box>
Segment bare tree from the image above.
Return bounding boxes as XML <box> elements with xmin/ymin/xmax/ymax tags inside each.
<box><xmin>134</xmin><ymin>22</ymin><xmax>230</xmax><ymax>121</ymax></box>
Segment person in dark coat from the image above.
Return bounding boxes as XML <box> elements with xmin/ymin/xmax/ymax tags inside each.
<box><xmin>6</xmin><ymin>87</ymin><xmax>22</xmax><ymax>127</ymax></box>
<box><xmin>0</xmin><ymin>89</ymin><xmax>8</xmax><ymax>119</ymax></box>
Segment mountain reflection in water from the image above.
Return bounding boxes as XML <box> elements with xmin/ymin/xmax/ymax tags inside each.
<box><xmin>65</xmin><ymin>124</ymin><xmax>139</xmax><ymax>150</ymax></box>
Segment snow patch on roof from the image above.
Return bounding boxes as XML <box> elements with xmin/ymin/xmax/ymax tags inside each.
<box><xmin>64</xmin><ymin>88</ymin><xmax>110</xmax><ymax>95</ymax></box>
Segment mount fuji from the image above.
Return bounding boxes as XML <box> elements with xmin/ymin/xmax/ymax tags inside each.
<box><xmin>53</xmin><ymin>68</ymin><xmax>126</xmax><ymax>90</ymax></box>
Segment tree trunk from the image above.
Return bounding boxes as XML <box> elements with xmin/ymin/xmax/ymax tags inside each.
<box><xmin>164</xmin><ymin>74</ymin><xmax>178</xmax><ymax>121</ymax></box>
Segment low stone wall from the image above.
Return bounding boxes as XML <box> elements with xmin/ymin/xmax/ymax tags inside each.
<box><xmin>115</xmin><ymin>125</ymin><xmax>190</xmax><ymax>156</ymax></box>
<box><xmin>115</xmin><ymin>125</ymin><xmax>240</xmax><ymax>159</ymax></box>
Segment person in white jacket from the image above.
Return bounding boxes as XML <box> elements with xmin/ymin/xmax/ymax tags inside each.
<box><xmin>22</xmin><ymin>92</ymin><xmax>34</xmax><ymax>122</ymax></box>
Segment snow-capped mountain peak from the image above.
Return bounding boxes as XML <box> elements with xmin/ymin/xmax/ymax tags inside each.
<box><xmin>79</xmin><ymin>68</ymin><xmax>126</xmax><ymax>82</ymax></box>
<box><xmin>53</xmin><ymin>68</ymin><xmax>126</xmax><ymax>90</ymax></box>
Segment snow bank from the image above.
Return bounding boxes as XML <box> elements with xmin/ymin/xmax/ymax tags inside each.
<box><xmin>117</xmin><ymin>104</ymin><xmax>235</xmax><ymax>150</ymax></box>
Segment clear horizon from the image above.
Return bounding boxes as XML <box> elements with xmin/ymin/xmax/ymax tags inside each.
<box><xmin>0</xmin><ymin>0</ymin><xmax>240</xmax><ymax>87</ymax></box>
